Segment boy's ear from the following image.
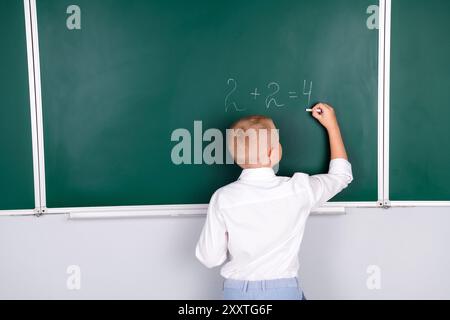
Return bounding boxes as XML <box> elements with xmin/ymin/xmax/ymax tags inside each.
<box><xmin>269</xmin><ymin>143</ymin><xmax>283</xmax><ymax>167</ymax></box>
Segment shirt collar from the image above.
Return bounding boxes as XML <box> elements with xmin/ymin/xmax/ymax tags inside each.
<box><xmin>238</xmin><ymin>167</ymin><xmax>276</xmax><ymax>181</ymax></box>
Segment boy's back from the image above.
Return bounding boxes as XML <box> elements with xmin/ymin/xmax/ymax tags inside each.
<box><xmin>196</xmin><ymin>159</ymin><xmax>353</xmax><ymax>281</ymax></box>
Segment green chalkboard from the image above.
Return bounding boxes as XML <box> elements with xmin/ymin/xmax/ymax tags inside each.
<box><xmin>37</xmin><ymin>0</ymin><xmax>379</xmax><ymax>208</ymax></box>
<box><xmin>391</xmin><ymin>0</ymin><xmax>450</xmax><ymax>201</ymax></box>
<box><xmin>0</xmin><ymin>0</ymin><xmax>35</xmax><ymax>211</ymax></box>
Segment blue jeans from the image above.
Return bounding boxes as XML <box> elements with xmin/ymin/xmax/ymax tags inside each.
<box><xmin>223</xmin><ymin>277</ymin><xmax>306</xmax><ymax>300</ymax></box>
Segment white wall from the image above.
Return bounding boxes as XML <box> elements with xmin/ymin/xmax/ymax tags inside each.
<box><xmin>0</xmin><ymin>207</ymin><xmax>449</xmax><ymax>300</ymax></box>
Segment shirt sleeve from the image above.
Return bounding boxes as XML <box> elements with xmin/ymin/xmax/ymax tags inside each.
<box><xmin>195</xmin><ymin>192</ymin><xmax>228</xmax><ymax>268</ymax></box>
<box><xmin>308</xmin><ymin>158</ymin><xmax>354</xmax><ymax>209</ymax></box>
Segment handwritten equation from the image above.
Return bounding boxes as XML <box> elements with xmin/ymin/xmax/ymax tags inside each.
<box><xmin>225</xmin><ymin>79</ymin><xmax>313</xmax><ymax>112</ymax></box>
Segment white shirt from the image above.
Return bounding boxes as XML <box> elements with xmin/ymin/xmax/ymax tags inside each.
<box><xmin>195</xmin><ymin>158</ymin><xmax>353</xmax><ymax>281</ymax></box>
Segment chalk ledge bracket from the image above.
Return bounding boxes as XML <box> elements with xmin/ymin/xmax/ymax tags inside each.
<box><xmin>34</xmin><ymin>206</ymin><xmax>47</xmax><ymax>217</ymax></box>
<box><xmin>382</xmin><ymin>200</ymin><xmax>391</xmax><ymax>209</ymax></box>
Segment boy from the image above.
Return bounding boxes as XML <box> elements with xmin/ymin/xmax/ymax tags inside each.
<box><xmin>195</xmin><ymin>103</ymin><xmax>353</xmax><ymax>300</ymax></box>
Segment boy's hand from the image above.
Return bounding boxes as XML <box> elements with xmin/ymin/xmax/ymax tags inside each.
<box><xmin>311</xmin><ymin>103</ymin><xmax>348</xmax><ymax>160</ymax></box>
<box><xmin>311</xmin><ymin>103</ymin><xmax>338</xmax><ymax>131</ymax></box>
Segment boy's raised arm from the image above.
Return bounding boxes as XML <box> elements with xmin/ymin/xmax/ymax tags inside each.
<box><xmin>307</xmin><ymin>103</ymin><xmax>353</xmax><ymax>208</ymax></box>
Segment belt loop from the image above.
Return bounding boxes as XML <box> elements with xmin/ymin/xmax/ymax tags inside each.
<box><xmin>242</xmin><ymin>280</ymin><xmax>249</xmax><ymax>292</ymax></box>
<box><xmin>262</xmin><ymin>280</ymin><xmax>266</xmax><ymax>291</ymax></box>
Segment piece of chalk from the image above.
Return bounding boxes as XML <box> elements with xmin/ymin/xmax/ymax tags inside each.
<box><xmin>306</xmin><ymin>108</ymin><xmax>323</xmax><ymax>113</ymax></box>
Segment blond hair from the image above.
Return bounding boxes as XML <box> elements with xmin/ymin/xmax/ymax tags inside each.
<box><xmin>227</xmin><ymin>116</ymin><xmax>281</xmax><ymax>168</ymax></box>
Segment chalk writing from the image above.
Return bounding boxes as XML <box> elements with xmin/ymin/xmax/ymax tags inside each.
<box><xmin>303</xmin><ymin>80</ymin><xmax>313</xmax><ymax>106</ymax></box>
<box><xmin>266</xmin><ymin>82</ymin><xmax>285</xmax><ymax>109</ymax></box>
<box><xmin>225</xmin><ymin>78</ymin><xmax>246</xmax><ymax>112</ymax></box>
<box><xmin>225</xmin><ymin>79</ymin><xmax>314</xmax><ymax>113</ymax></box>
<box><xmin>250</xmin><ymin>88</ymin><xmax>261</xmax><ymax>100</ymax></box>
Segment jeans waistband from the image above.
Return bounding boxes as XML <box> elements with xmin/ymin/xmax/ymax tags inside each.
<box><xmin>223</xmin><ymin>277</ymin><xmax>299</xmax><ymax>291</ymax></box>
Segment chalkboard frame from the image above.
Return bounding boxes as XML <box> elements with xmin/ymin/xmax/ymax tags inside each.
<box><xmin>15</xmin><ymin>0</ymin><xmax>450</xmax><ymax>217</ymax></box>
<box><xmin>7</xmin><ymin>0</ymin><xmax>450</xmax><ymax>217</ymax></box>
<box><xmin>379</xmin><ymin>0</ymin><xmax>450</xmax><ymax>209</ymax></box>
<box><xmin>387</xmin><ymin>0</ymin><xmax>450</xmax><ymax>208</ymax></box>
<box><xmin>0</xmin><ymin>0</ymin><xmax>42</xmax><ymax>216</ymax></box>
<box><xmin>5</xmin><ymin>0</ymin><xmax>387</xmax><ymax>216</ymax></box>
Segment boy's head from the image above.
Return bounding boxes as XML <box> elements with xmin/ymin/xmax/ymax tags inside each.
<box><xmin>228</xmin><ymin>115</ymin><xmax>282</xmax><ymax>169</ymax></box>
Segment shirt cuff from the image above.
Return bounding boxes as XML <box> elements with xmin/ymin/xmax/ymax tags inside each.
<box><xmin>329</xmin><ymin>158</ymin><xmax>353</xmax><ymax>177</ymax></box>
